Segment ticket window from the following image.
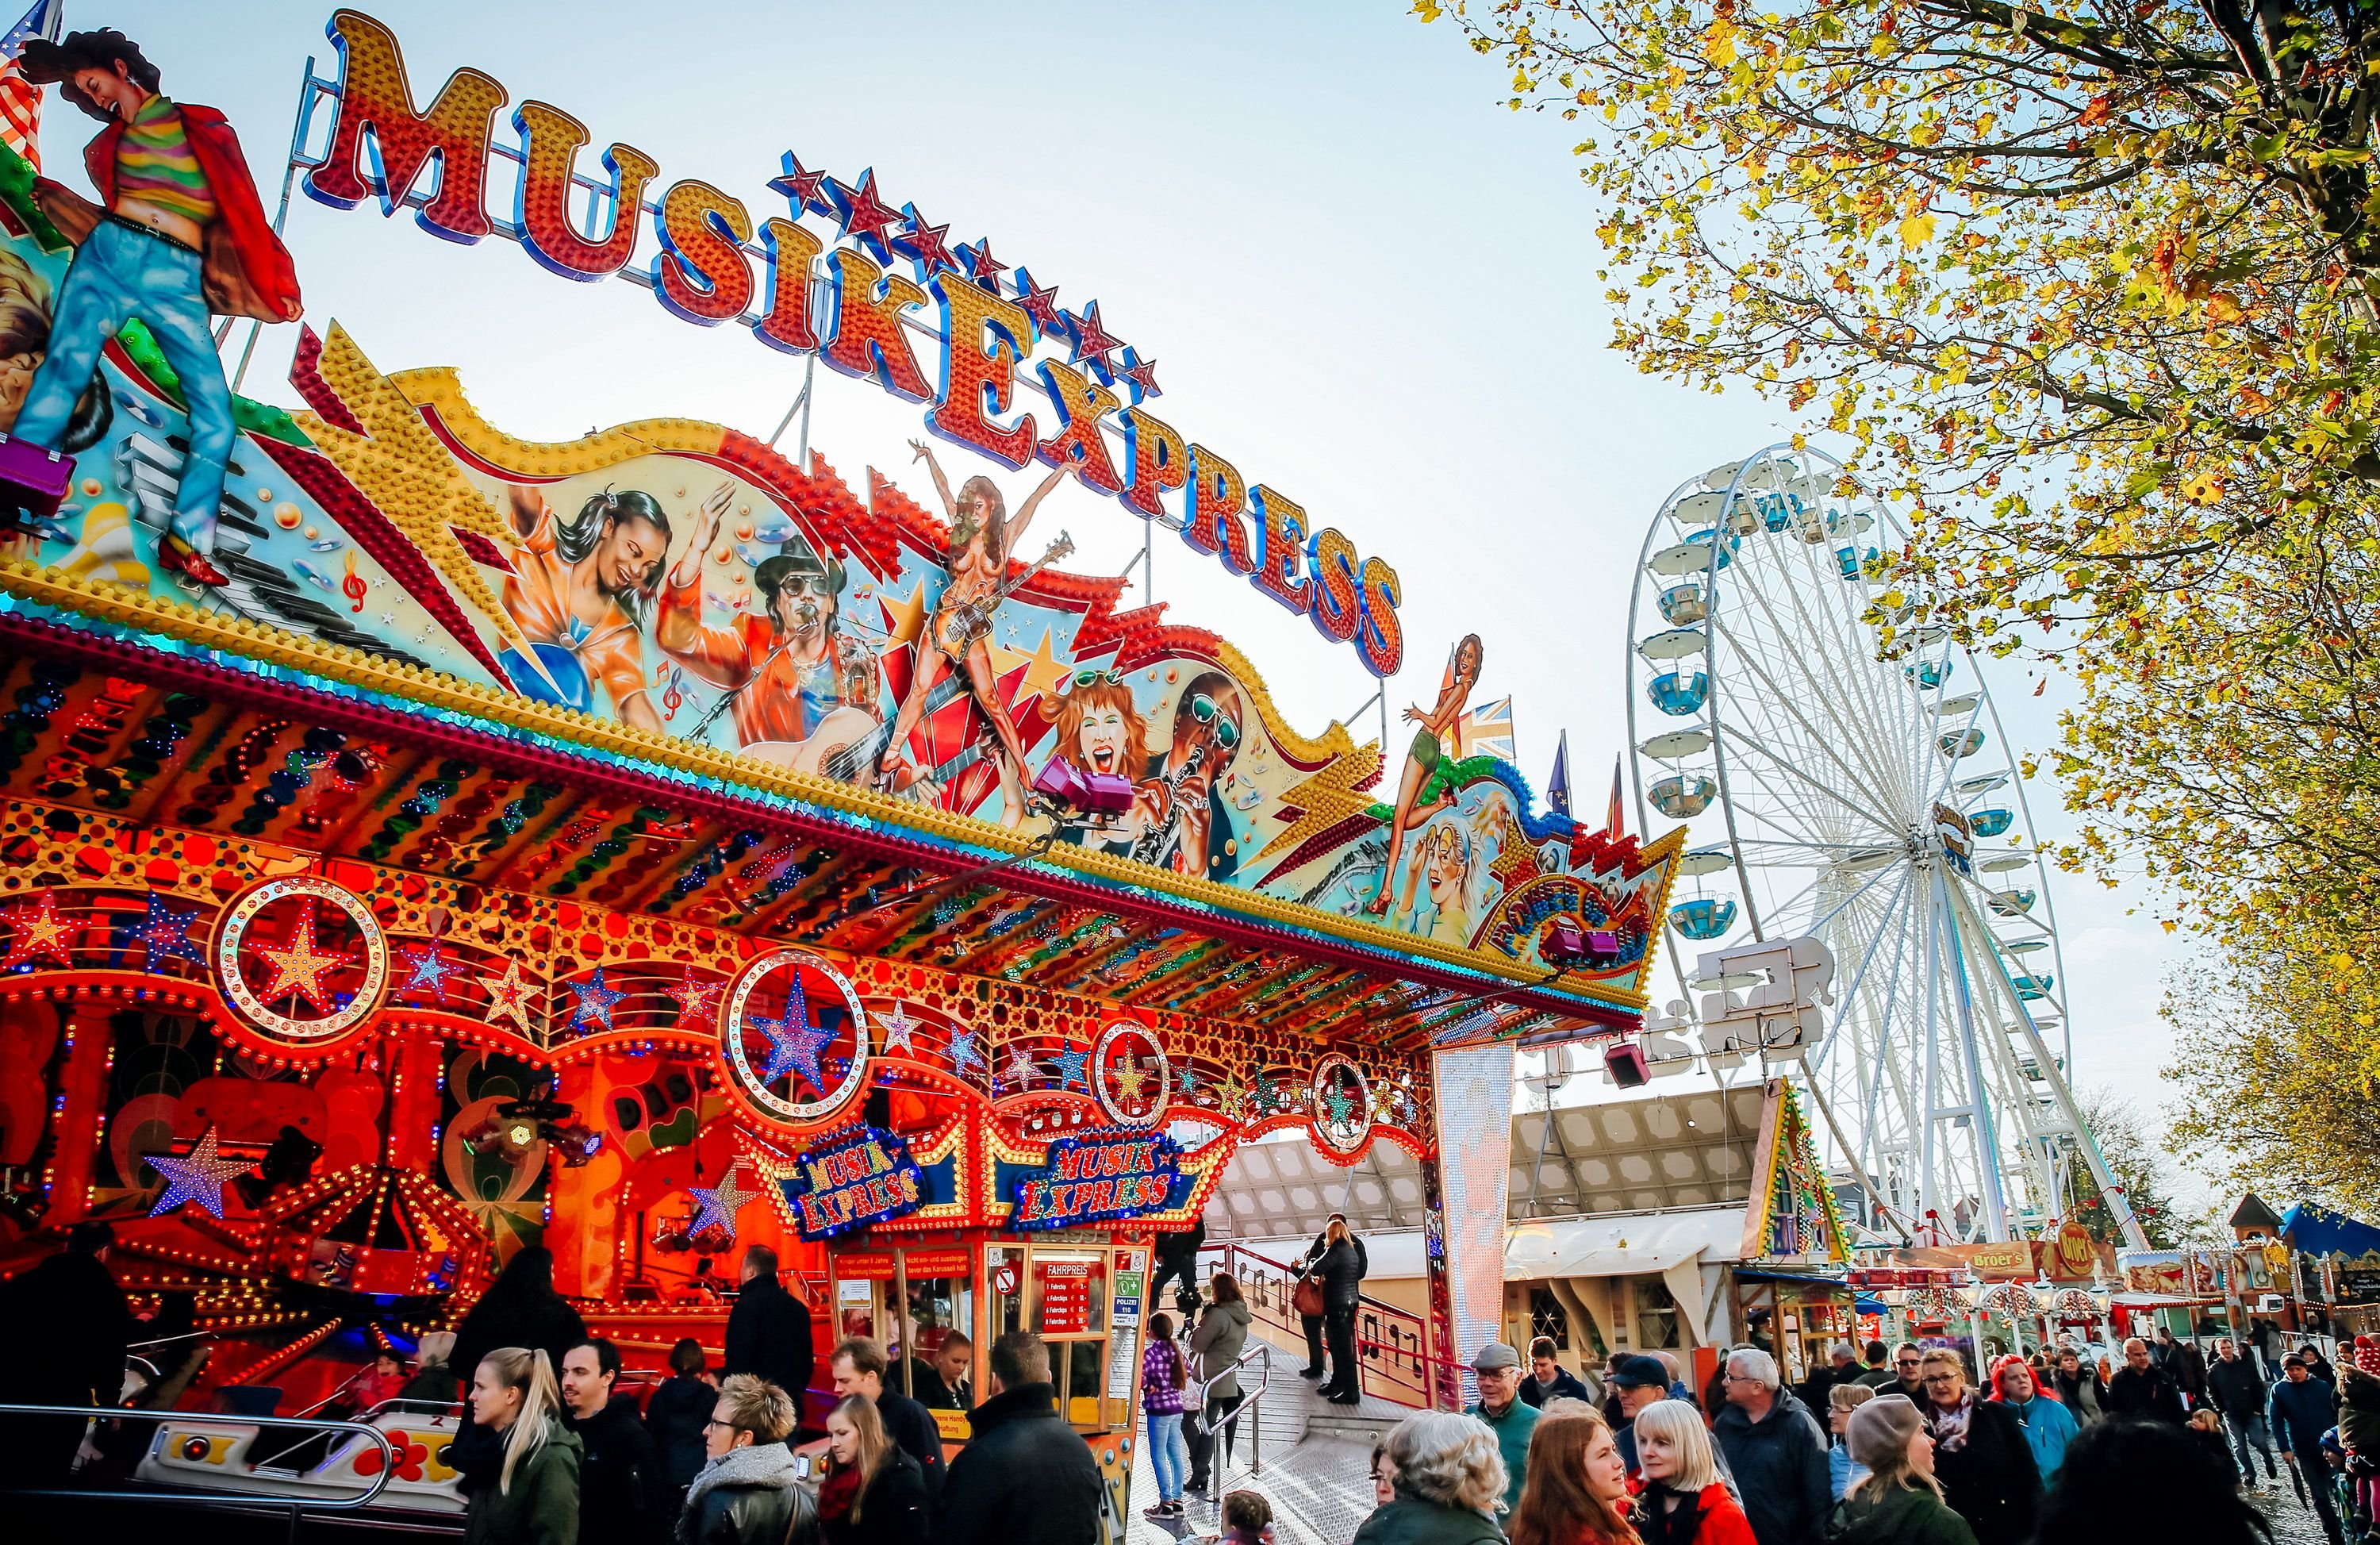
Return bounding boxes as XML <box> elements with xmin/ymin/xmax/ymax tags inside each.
<box><xmin>1032</xmin><ymin>1249</ymin><xmax>1111</xmax><ymax>1428</ymax></box>
<box><xmin>895</xmin><ymin>1247</ymin><xmax>975</xmax><ymax>1405</ymax></box>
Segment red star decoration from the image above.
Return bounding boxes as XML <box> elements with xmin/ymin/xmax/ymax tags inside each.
<box><xmin>668</xmin><ymin>972</ymin><xmax>725</xmax><ymax>1028</ymax></box>
<box><xmin>251</xmin><ymin>902</ymin><xmax>353</xmax><ymax>1013</ymax></box>
<box><xmin>958</xmin><ymin>238</ymin><xmax>1010</xmax><ymax>293</ymax></box>
<box><xmin>769</xmin><ymin>152</ymin><xmax>834</xmax><ymax>216</ymax></box>
<box><xmin>827</xmin><ymin>167</ymin><xmax>904</xmax><ymax>259</ymax></box>
<box><xmin>1012</xmin><ymin>267</ymin><xmax>1065</xmax><ymax>336</ymax></box>
<box><xmin>1065</xmin><ymin>300</ymin><xmax>1121</xmax><ymax>378</ymax></box>
<box><xmin>1116</xmin><ymin>348</ymin><xmax>1162</xmax><ymax>402</ymax></box>
<box><xmin>3</xmin><ymin>887</ymin><xmax>75</xmax><ymax>970</ymax></box>
<box><xmin>892</xmin><ymin>203</ymin><xmax>961</xmax><ymax>280</ymax></box>
<box><xmin>479</xmin><ymin>958</ymin><xmax>537</xmax><ymax>1033</ymax></box>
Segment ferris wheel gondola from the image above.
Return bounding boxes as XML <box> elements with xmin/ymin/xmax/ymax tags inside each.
<box><xmin>1622</xmin><ymin>444</ymin><xmax>2146</xmax><ymax>1249</ymax></box>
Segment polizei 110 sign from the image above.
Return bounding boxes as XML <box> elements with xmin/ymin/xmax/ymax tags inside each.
<box><xmin>301</xmin><ymin>10</ymin><xmax>1406</xmax><ymax>677</ymax></box>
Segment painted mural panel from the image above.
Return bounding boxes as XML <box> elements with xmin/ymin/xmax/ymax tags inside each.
<box><xmin>0</xmin><ymin>21</ymin><xmax>1677</xmax><ymax>1009</ymax></box>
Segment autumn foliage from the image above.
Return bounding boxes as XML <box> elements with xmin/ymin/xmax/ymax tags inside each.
<box><xmin>1418</xmin><ymin>0</ymin><xmax>2380</xmax><ymax>1203</ymax></box>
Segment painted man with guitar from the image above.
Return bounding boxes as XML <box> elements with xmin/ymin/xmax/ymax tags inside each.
<box><xmin>875</xmin><ymin>440</ymin><xmax>1073</xmax><ymax>820</ymax></box>
<box><xmin>652</xmin><ymin>496</ymin><xmax>881</xmax><ymax>773</ymax></box>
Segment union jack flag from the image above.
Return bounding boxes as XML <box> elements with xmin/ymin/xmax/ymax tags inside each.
<box><xmin>1457</xmin><ymin>694</ymin><xmax>1514</xmax><ymax>762</ymax></box>
<box><xmin>0</xmin><ymin>0</ymin><xmax>63</xmax><ymax>171</ymax></box>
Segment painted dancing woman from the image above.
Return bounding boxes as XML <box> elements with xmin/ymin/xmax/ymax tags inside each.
<box><xmin>1366</xmin><ymin>633</ymin><xmax>1482</xmax><ymax>916</ymax></box>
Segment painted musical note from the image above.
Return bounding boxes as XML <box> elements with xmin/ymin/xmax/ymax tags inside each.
<box><xmin>340</xmin><ymin>550</ymin><xmax>367</xmax><ymax>613</ymax></box>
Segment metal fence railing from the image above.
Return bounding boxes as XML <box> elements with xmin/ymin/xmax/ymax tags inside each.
<box><xmin>0</xmin><ymin>1401</ymin><xmax>404</xmax><ymax>1544</ymax></box>
<box><xmin>1203</xmin><ymin>1242</ymin><xmax>1449</xmax><ymax>1409</ymax></box>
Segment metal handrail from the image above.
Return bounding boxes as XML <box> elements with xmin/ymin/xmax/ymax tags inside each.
<box><xmin>0</xmin><ymin>1400</ymin><xmax>400</xmax><ymax>1539</ymax></box>
<box><xmin>1182</xmin><ymin>1340</ymin><xmax>1273</xmax><ymax>1484</ymax></box>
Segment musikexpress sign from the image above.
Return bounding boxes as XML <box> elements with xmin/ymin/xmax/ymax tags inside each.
<box><xmin>298</xmin><ymin>11</ymin><xmax>1407</xmax><ymax>678</ymax></box>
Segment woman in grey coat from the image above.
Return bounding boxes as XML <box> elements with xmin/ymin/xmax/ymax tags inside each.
<box><xmin>1184</xmin><ymin>1274</ymin><xmax>1253</xmax><ymax>1494</ymax></box>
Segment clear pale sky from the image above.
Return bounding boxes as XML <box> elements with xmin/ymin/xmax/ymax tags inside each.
<box><xmin>80</xmin><ymin>1</ymin><xmax>2197</xmax><ymax>1194</ymax></box>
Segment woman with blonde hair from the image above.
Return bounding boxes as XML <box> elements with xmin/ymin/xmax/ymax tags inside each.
<box><xmin>1633</xmin><ymin>1400</ymin><xmax>1752</xmax><ymax>1545</ymax></box>
<box><xmin>818</xmin><ymin>1392</ymin><xmax>927</xmax><ymax>1545</ymax></box>
<box><xmin>1829</xmin><ymin>1395</ymin><xmax>1978</xmax><ymax>1545</ymax></box>
<box><xmin>464</xmin><ymin>1347</ymin><xmax>580</xmax><ymax>1545</ymax></box>
<box><xmin>1507</xmin><ymin>1403</ymin><xmax>1636</xmax><ymax>1545</ymax></box>
<box><xmin>1353</xmin><ymin>1411</ymin><xmax>1510</xmax><ymax>1545</ymax></box>
<box><xmin>1312</xmin><ymin>1218</ymin><xmax>1368</xmax><ymax>1405</ymax></box>
<box><xmin>1830</xmin><ymin>1381</ymin><xmax>1879</xmax><ymax>1498</ymax></box>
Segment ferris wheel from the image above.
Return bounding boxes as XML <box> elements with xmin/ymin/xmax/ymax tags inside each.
<box><xmin>1622</xmin><ymin>444</ymin><xmax>2146</xmax><ymax>1249</ymax></box>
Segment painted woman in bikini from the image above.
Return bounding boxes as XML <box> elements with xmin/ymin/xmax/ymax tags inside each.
<box><xmin>1365</xmin><ymin>632</ymin><xmax>1483</xmax><ymax>917</ymax></box>
<box><xmin>877</xmin><ymin>440</ymin><xmax>1069</xmax><ymax>821</ymax></box>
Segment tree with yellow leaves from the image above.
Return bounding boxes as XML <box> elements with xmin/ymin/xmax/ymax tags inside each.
<box><xmin>1416</xmin><ymin>0</ymin><xmax>2378</xmax><ymax>1195</ymax></box>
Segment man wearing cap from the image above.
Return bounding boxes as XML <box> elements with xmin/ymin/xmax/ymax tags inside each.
<box><xmin>656</xmin><ymin>509</ymin><xmax>881</xmax><ymax>768</ymax></box>
<box><xmin>2271</xmin><ymin>1354</ymin><xmax>2345</xmax><ymax>1545</ymax></box>
<box><xmin>1604</xmin><ymin>1353</ymin><xmax>1672</xmax><ymax>1478</ymax></box>
<box><xmin>1465</xmin><ymin>1343</ymin><xmax>1538</xmax><ymax>1516</ymax></box>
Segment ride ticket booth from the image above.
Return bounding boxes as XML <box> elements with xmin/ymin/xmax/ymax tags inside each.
<box><xmin>740</xmin><ymin>1002</ymin><xmax>1221</xmax><ymax>1516</ymax></box>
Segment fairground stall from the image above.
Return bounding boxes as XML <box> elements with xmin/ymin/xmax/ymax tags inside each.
<box><xmin>0</xmin><ymin>10</ymin><xmax>1682</xmax><ymax>1533</ymax></box>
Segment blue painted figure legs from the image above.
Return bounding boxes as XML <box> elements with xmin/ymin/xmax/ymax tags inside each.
<box><xmin>15</xmin><ymin>222</ymin><xmax>232</xmax><ymax>573</ymax></box>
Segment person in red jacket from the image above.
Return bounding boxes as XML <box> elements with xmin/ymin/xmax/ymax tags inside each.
<box><xmin>3</xmin><ymin>28</ymin><xmax>301</xmax><ymax>586</ymax></box>
<box><xmin>1632</xmin><ymin>1398</ymin><xmax>1759</xmax><ymax>1545</ymax></box>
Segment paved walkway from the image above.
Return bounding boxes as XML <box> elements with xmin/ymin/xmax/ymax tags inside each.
<box><xmin>1126</xmin><ymin>1367</ymin><xmax>1412</xmax><ymax>1545</ymax></box>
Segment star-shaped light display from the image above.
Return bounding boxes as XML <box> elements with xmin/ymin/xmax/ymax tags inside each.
<box><xmin>147</xmin><ymin>1126</ymin><xmax>252</xmax><ymax>1219</ymax></box>
<box><xmin>1116</xmin><ymin>348</ymin><xmax>1162</xmax><ymax>402</ymax></box>
<box><xmin>957</xmin><ymin>237</ymin><xmax>1010</xmax><ymax>293</ymax></box>
<box><xmin>1012</xmin><ymin>267</ymin><xmax>1064</xmax><ymax>334</ymax></box>
<box><xmin>1217</xmin><ymin>1070</ymin><xmax>1250</xmax><ymax>1116</ymax></box>
<box><xmin>3</xmin><ymin>888</ymin><xmax>75</xmax><ymax>970</ymax></box>
<box><xmin>399</xmin><ymin>943</ymin><xmax>459</xmax><ymax>1001</ymax></box>
<box><xmin>826</xmin><ymin>167</ymin><xmax>904</xmax><ymax>259</ymax></box>
<box><xmin>1111</xmin><ymin>1057</ymin><xmax>1151</xmax><ymax>1105</ymax></box>
<box><xmin>879</xmin><ymin>1002</ymin><xmax>917</xmax><ymax>1056</ymax></box>
<box><xmin>668</xmin><ymin>972</ymin><xmax>724</xmax><ymax>1027</ymax></box>
<box><xmin>1065</xmin><ymin>300</ymin><xmax>1121</xmax><ymax>378</ymax></box>
<box><xmin>947</xmin><ymin>1025</ymin><xmax>983</xmax><ymax>1075</ymax></box>
<box><xmin>892</xmin><ymin>202</ymin><xmax>960</xmax><ymax>280</ymax></box>
<box><xmin>687</xmin><ymin>1165</ymin><xmax>758</xmax><ymax>1240</ymax></box>
<box><xmin>768</xmin><ymin>151</ymin><xmax>833</xmax><ymax>216</ymax></box>
<box><xmin>754</xmin><ymin>975</ymin><xmax>834</xmax><ymax>1095</ymax></box>
<box><xmin>128</xmin><ymin>891</ymin><xmax>205</xmax><ymax>972</ymax></box>
<box><xmin>570</xmin><ymin>967</ymin><xmax>625</xmax><ymax>1032</ymax></box>
<box><xmin>1322</xmin><ymin>1081</ymin><xmax>1359</xmax><ymax>1129</ymax></box>
<box><xmin>1054</xmin><ymin>1045</ymin><xmax>1089</xmax><ymax>1090</ymax></box>
<box><xmin>481</xmin><ymin>959</ymin><xmax>536</xmax><ymax>1033</ymax></box>
<box><xmin>1177</xmin><ymin>1066</ymin><xmax>1200</xmax><ymax>1096</ymax></box>
<box><xmin>252</xmin><ymin>903</ymin><xmax>354</xmax><ymax>1013</ymax></box>
<box><xmin>1005</xmin><ymin>1044</ymin><xmax>1040</xmax><ymax>1089</ymax></box>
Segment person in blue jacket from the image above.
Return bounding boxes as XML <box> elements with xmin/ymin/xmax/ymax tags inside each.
<box><xmin>2271</xmin><ymin>1355</ymin><xmax>2346</xmax><ymax>1545</ymax></box>
<box><xmin>1986</xmin><ymin>1355</ymin><xmax>2079</xmax><ymax>1485</ymax></box>
<box><xmin>1518</xmin><ymin>1337</ymin><xmax>1595</xmax><ymax>1409</ymax></box>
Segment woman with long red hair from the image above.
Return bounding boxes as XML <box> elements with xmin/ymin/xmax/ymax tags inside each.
<box><xmin>1508</xmin><ymin>1402</ymin><xmax>1638</xmax><ymax>1545</ymax></box>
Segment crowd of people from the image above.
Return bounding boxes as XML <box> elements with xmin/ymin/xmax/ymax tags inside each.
<box><xmin>1331</xmin><ymin>1325</ymin><xmax>2380</xmax><ymax>1545</ymax></box>
<box><xmin>11</xmin><ymin>1219</ymin><xmax>2380</xmax><ymax>1545</ymax></box>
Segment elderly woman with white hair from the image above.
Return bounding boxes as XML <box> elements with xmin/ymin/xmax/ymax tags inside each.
<box><xmin>1633</xmin><ymin>1400</ymin><xmax>1756</xmax><ymax>1545</ymax></box>
<box><xmin>1712</xmin><ymin>1347</ymin><xmax>1831</xmax><ymax>1545</ymax></box>
<box><xmin>1350</xmin><ymin>1411</ymin><xmax>1509</xmax><ymax>1545</ymax></box>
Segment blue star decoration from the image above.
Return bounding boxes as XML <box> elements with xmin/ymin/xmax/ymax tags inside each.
<box><xmin>1323</xmin><ymin>1082</ymin><xmax>1359</xmax><ymax>1129</ymax></box>
<box><xmin>125</xmin><ymin>891</ymin><xmax>204</xmax><ymax>972</ymax></box>
<box><xmin>570</xmin><ymin>967</ymin><xmax>625</xmax><ymax>1032</ymax></box>
<box><xmin>147</xmin><ymin>1126</ymin><xmax>253</xmax><ymax>1219</ymax></box>
<box><xmin>1177</xmin><ymin>1066</ymin><xmax>1200</xmax><ymax>1096</ymax></box>
<box><xmin>687</xmin><ymin>1165</ymin><xmax>758</xmax><ymax>1240</ymax></box>
<box><xmin>1054</xmin><ymin>1045</ymin><xmax>1090</xmax><ymax>1090</ymax></box>
<box><xmin>754</xmin><ymin>974</ymin><xmax>834</xmax><ymax>1097</ymax></box>
<box><xmin>946</xmin><ymin>1026</ymin><xmax>982</xmax><ymax>1075</ymax></box>
<box><xmin>401</xmin><ymin>943</ymin><xmax>459</xmax><ymax>1001</ymax></box>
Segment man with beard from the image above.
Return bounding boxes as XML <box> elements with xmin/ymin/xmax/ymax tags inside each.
<box><xmin>1132</xmin><ymin>671</ymin><xmax>1244</xmax><ymax>880</ymax></box>
<box><xmin>654</xmin><ymin>498</ymin><xmax>878</xmax><ymax>766</ymax></box>
<box><xmin>501</xmin><ymin>482</ymin><xmax>678</xmax><ymax>730</ymax></box>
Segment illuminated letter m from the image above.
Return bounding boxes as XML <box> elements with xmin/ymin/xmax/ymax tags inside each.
<box><xmin>305</xmin><ymin>10</ymin><xmax>507</xmax><ymax>243</ymax></box>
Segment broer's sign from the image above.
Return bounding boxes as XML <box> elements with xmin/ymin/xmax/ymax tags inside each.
<box><xmin>302</xmin><ymin>10</ymin><xmax>1407</xmax><ymax>676</ymax></box>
